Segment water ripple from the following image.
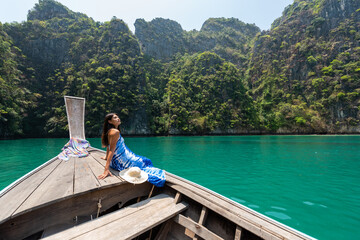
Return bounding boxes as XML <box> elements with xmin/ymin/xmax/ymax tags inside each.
<box><xmin>265</xmin><ymin>211</ymin><xmax>292</xmax><ymax>220</ymax></box>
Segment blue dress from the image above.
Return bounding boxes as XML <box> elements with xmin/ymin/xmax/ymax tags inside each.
<box><xmin>110</xmin><ymin>134</ymin><xmax>166</xmax><ymax>187</ymax></box>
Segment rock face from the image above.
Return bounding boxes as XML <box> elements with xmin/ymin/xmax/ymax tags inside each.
<box><xmin>200</xmin><ymin>17</ymin><xmax>259</xmax><ymax>37</ymax></box>
<box><xmin>248</xmin><ymin>0</ymin><xmax>360</xmax><ymax>133</ymax></box>
<box><xmin>135</xmin><ymin>17</ymin><xmax>260</xmax><ymax>66</ymax></box>
<box><xmin>272</xmin><ymin>0</ymin><xmax>360</xmax><ymax>35</ymax></box>
<box><xmin>190</xmin><ymin>18</ymin><xmax>260</xmax><ymax>68</ymax></box>
<box><xmin>135</xmin><ymin>18</ymin><xmax>185</xmax><ymax>60</ymax></box>
<box><xmin>122</xmin><ymin>108</ymin><xmax>152</xmax><ymax>135</ymax></box>
<box><xmin>27</xmin><ymin>0</ymin><xmax>86</xmax><ymax>21</ymax></box>
<box><xmin>6</xmin><ymin>0</ymin><xmax>90</xmax><ymax>72</ymax></box>
<box><xmin>319</xmin><ymin>0</ymin><xmax>360</xmax><ymax>30</ymax></box>
<box><xmin>28</xmin><ymin>38</ymin><xmax>70</xmax><ymax>67</ymax></box>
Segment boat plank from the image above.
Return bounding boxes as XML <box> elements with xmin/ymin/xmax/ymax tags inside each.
<box><xmin>173</xmin><ymin>214</ymin><xmax>224</xmax><ymax>240</ymax></box>
<box><xmin>88</xmin><ymin>150</ymin><xmax>106</xmax><ymax>162</ymax></box>
<box><xmin>234</xmin><ymin>226</ymin><xmax>242</xmax><ymax>240</ymax></box>
<box><xmin>14</xmin><ymin>159</ymin><xmax>75</xmax><ymax>215</ymax></box>
<box><xmin>198</xmin><ymin>206</ymin><xmax>208</xmax><ymax>225</ymax></box>
<box><xmin>88</xmin><ymin>151</ymin><xmax>124</xmax><ymax>185</ymax></box>
<box><xmin>89</xmin><ymin>151</ymin><xmax>123</xmax><ymax>179</ymax></box>
<box><xmin>166</xmin><ymin>174</ymin><xmax>313</xmax><ymax>240</ymax></box>
<box><xmin>74</xmin><ymin>201</ymin><xmax>188</xmax><ymax>240</ymax></box>
<box><xmin>0</xmin><ymin>183</ymin><xmax>153</xmax><ymax>240</ymax></box>
<box><xmin>86</xmin><ymin>153</ymin><xmax>123</xmax><ymax>187</ymax></box>
<box><xmin>154</xmin><ymin>220</ymin><xmax>172</xmax><ymax>240</ymax></box>
<box><xmin>44</xmin><ymin>194</ymin><xmax>188</xmax><ymax>240</ymax></box>
<box><xmin>0</xmin><ymin>159</ymin><xmax>61</xmax><ymax>224</ymax></box>
<box><xmin>193</xmin><ymin>206</ymin><xmax>208</xmax><ymax>240</ymax></box>
<box><xmin>73</xmin><ymin>156</ymin><xmax>101</xmax><ymax>194</ymax></box>
<box><xmin>44</xmin><ymin>193</ymin><xmax>172</xmax><ymax>240</ymax></box>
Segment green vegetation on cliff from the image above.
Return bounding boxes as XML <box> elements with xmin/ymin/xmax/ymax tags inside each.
<box><xmin>0</xmin><ymin>0</ymin><xmax>359</xmax><ymax>137</ymax></box>
<box><xmin>0</xmin><ymin>22</ymin><xmax>37</xmax><ymax>137</ymax></box>
<box><xmin>152</xmin><ymin>52</ymin><xmax>258</xmax><ymax>134</ymax></box>
<box><xmin>248</xmin><ymin>0</ymin><xmax>360</xmax><ymax>133</ymax></box>
<box><xmin>135</xmin><ymin>17</ymin><xmax>260</xmax><ymax>69</ymax></box>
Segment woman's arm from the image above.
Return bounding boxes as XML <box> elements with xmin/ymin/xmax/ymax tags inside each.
<box><xmin>98</xmin><ymin>130</ymin><xmax>119</xmax><ymax>179</ymax></box>
<box><xmin>101</xmin><ymin>146</ymin><xmax>109</xmax><ymax>160</ymax></box>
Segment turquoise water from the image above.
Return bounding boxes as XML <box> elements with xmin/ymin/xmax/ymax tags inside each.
<box><xmin>0</xmin><ymin>136</ymin><xmax>359</xmax><ymax>239</ymax></box>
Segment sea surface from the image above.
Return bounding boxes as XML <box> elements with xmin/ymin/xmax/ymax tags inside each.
<box><xmin>0</xmin><ymin>135</ymin><xmax>359</xmax><ymax>239</ymax></box>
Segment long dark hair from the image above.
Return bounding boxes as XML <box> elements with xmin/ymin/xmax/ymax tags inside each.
<box><xmin>101</xmin><ymin>113</ymin><xmax>121</xmax><ymax>147</ymax></box>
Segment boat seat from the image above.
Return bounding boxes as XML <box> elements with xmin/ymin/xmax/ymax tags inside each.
<box><xmin>43</xmin><ymin>193</ymin><xmax>188</xmax><ymax>240</ymax></box>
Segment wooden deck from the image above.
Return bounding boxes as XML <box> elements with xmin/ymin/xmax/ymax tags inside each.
<box><xmin>0</xmin><ymin>149</ymin><xmax>125</xmax><ymax>225</ymax></box>
<box><xmin>43</xmin><ymin>194</ymin><xmax>188</xmax><ymax>240</ymax></box>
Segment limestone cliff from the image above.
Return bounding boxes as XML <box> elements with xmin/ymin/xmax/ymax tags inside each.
<box><xmin>135</xmin><ymin>17</ymin><xmax>260</xmax><ymax>67</ymax></box>
<box><xmin>5</xmin><ymin>0</ymin><xmax>93</xmax><ymax>73</ymax></box>
<box><xmin>248</xmin><ymin>0</ymin><xmax>360</xmax><ymax>133</ymax></box>
<box><xmin>1</xmin><ymin>0</ymin><xmax>359</xmax><ymax>137</ymax></box>
<box><xmin>135</xmin><ymin>18</ymin><xmax>186</xmax><ymax>60</ymax></box>
<box><xmin>27</xmin><ymin>0</ymin><xmax>88</xmax><ymax>21</ymax></box>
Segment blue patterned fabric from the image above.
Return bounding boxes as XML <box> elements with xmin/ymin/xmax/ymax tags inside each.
<box><xmin>110</xmin><ymin>135</ymin><xmax>166</xmax><ymax>187</ymax></box>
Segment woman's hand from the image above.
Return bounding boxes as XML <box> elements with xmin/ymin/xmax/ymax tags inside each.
<box><xmin>98</xmin><ymin>169</ymin><xmax>113</xmax><ymax>179</ymax></box>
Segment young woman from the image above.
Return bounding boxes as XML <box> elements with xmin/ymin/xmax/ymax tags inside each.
<box><xmin>97</xmin><ymin>113</ymin><xmax>165</xmax><ymax>187</ymax></box>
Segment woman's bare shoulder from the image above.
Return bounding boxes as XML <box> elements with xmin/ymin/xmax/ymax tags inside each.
<box><xmin>108</xmin><ymin>128</ymin><xmax>120</xmax><ymax>136</ymax></box>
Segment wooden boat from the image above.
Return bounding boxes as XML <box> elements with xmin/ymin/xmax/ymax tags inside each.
<box><xmin>0</xmin><ymin>96</ymin><xmax>316</xmax><ymax>240</ymax></box>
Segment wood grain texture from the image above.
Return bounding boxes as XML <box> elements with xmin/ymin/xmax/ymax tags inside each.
<box><xmin>89</xmin><ymin>151</ymin><xmax>123</xmax><ymax>180</ymax></box>
<box><xmin>44</xmin><ymin>194</ymin><xmax>188</xmax><ymax>240</ymax></box>
<box><xmin>173</xmin><ymin>214</ymin><xmax>224</xmax><ymax>240</ymax></box>
<box><xmin>73</xmin><ymin>156</ymin><xmax>100</xmax><ymax>194</ymax></box>
<box><xmin>0</xmin><ymin>182</ymin><xmax>153</xmax><ymax>240</ymax></box>
<box><xmin>14</xmin><ymin>159</ymin><xmax>75</xmax><ymax>216</ymax></box>
<box><xmin>154</xmin><ymin>220</ymin><xmax>172</xmax><ymax>240</ymax></box>
<box><xmin>0</xmin><ymin>159</ymin><xmax>61</xmax><ymax>224</ymax></box>
<box><xmin>86</xmin><ymin>153</ymin><xmax>123</xmax><ymax>187</ymax></box>
<box><xmin>193</xmin><ymin>206</ymin><xmax>208</xmax><ymax>240</ymax></box>
<box><xmin>234</xmin><ymin>226</ymin><xmax>242</xmax><ymax>240</ymax></box>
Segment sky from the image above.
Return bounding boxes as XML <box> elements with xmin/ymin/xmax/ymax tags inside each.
<box><xmin>0</xmin><ymin>0</ymin><xmax>294</xmax><ymax>33</ymax></box>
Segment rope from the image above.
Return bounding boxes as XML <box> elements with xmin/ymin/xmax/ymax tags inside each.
<box><xmin>97</xmin><ymin>199</ymin><xmax>102</xmax><ymax>218</ymax></box>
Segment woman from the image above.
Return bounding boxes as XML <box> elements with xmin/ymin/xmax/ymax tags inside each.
<box><xmin>98</xmin><ymin>113</ymin><xmax>165</xmax><ymax>187</ymax></box>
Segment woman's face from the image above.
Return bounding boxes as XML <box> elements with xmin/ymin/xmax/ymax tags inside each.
<box><xmin>108</xmin><ymin>114</ymin><xmax>121</xmax><ymax>127</ymax></box>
